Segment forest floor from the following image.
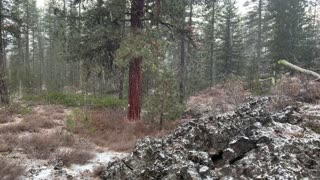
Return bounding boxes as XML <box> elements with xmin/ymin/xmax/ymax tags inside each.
<box><xmin>0</xmin><ymin>76</ymin><xmax>319</xmax><ymax>179</ymax></box>
<box><xmin>0</xmin><ymin>103</ymin><xmax>177</xmax><ymax>179</ymax></box>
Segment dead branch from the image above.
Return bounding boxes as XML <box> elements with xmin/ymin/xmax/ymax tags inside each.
<box><xmin>278</xmin><ymin>60</ymin><xmax>320</xmax><ymax>81</ymax></box>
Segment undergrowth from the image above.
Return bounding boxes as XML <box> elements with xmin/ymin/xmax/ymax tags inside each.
<box><xmin>0</xmin><ymin>103</ymin><xmax>32</xmax><ymax>124</ymax></box>
<box><xmin>65</xmin><ymin>108</ymin><xmax>178</xmax><ymax>151</ymax></box>
<box><xmin>23</xmin><ymin>92</ymin><xmax>126</xmax><ymax>108</ymax></box>
<box><xmin>269</xmin><ymin>75</ymin><xmax>320</xmax><ymax>111</ymax></box>
<box><xmin>56</xmin><ymin>149</ymin><xmax>95</xmax><ymax>167</ymax></box>
<box><xmin>0</xmin><ymin>158</ymin><xmax>26</xmax><ymax>180</ymax></box>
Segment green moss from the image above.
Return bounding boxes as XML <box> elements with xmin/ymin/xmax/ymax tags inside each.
<box><xmin>277</xmin><ymin>59</ymin><xmax>286</xmax><ymax>65</ymax></box>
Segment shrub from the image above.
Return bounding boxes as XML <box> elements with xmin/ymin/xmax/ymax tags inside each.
<box><xmin>269</xmin><ymin>75</ymin><xmax>320</xmax><ymax>111</ymax></box>
<box><xmin>0</xmin><ymin>123</ymin><xmax>37</xmax><ymax>134</ymax></box>
<box><xmin>65</xmin><ymin>108</ymin><xmax>94</xmax><ymax>133</ymax></box>
<box><xmin>23</xmin><ymin>114</ymin><xmax>57</xmax><ymax>129</ymax></box>
<box><xmin>55</xmin><ymin>149</ymin><xmax>95</xmax><ymax>167</ymax></box>
<box><xmin>68</xmin><ymin>108</ymin><xmax>178</xmax><ymax>152</ymax></box>
<box><xmin>65</xmin><ymin>113</ymin><xmax>76</xmax><ymax>131</ymax></box>
<box><xmin>187</xmin><ymin>78</ymin><xmax>247</xmax><ymax>115</ymax></box>
<box><xmin>0</xmin><ymin>134</ymin><xmax>19</xmax><ymax>153</ymax></box>
<box><xmin>0</xmin><ymin>114</ymin><xmax>57</xmax><ymax>134</ymax></box>
<box><xmin>144</xmin><ymin>69</ymin><xmax>184</xmax><ymax>130</ymax></box>
<box><xmin>0</xmin><ymin>158</ymin><xmax>25</xmax><ymax>180</ymax></box>
<box><xmin>5</xmin><ymin>103</ymin><xmax>32</xmax><ymax>115</ymax></box>
<box><xmin>0</xmin><ymin>142</ymin><xmax>12</xmax><ymax>153</ymax></box>
<box><xmin>19</xmin><ymin>132</ymin><xmax>76</xmax><ymax>159</ymax></box>
<box><xmin>0</xmin><ymin>110</ymin><xmax>12</xmax><ymax>124</ymax></box>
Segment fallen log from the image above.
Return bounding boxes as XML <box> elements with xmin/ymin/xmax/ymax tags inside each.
<box><xmin>278</xmin><ymin>60</ymin><xmax>320</xmax><ymax>81</ymax></box>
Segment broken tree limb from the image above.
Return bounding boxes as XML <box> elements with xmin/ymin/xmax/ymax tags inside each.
<box><xmin>259</xmin><ymin>77</ymin><xmax>276</xmax><ymax>86</ymax></box>
<box><xmin>278</xmin><ymin>60</ymin><xmax>320</xmax><ymax>81</ymax></box>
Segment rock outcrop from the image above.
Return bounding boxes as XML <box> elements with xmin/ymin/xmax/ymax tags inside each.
<box><xmin>101</xmin><ymin>97</ymin><xmax>320</xmax><ymax>180</ymax></box>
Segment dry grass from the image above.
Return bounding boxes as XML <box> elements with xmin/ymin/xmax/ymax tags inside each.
<box><xmin>0</xmin><ymin>110</ymin><xmax>13</xmax><ymax>124</ymax></box>
<box><xmin>40</xmin><ymin>105</ymin><xmax>66</xmax><ymax>120</ymax></box>
<box><xmin>19</xmin><ymin>131</ymin><xmax>76</xmax><ymax>159</ymax></box>
<box><xmin>269</xmin><ymin>75</ymin><xmax>320</xmax><ymax>111</ymax></box>
<box><xmin>0</xmin><ymin>103</ymin><xmax>85</xmax><ymax>163</ymax></box>
<box><xmin>93</xmin><ymin>166</ymin><xmax>105</xmax><ymax>178</ymax></box>
<box><xmin>0</xmin><ymin>134</ymin><xmax>19</xmax><ymax>153</ymax></box>
<box><xmin>56</xmin><ymin>149</ymin><xmax>95</xmax><ymax>167</ymax></box>
<box><xmin>0</xmin><ymin>142</ymin><xmax>12</xmax><ymax>153</ymax></box>
<box><xmin>0</xmin><ymin>158</ymin><xmax>26</xmax><ymax>180</ymax></box>
<box><xmin>0</xmin><ymin>112</ymin><xmax>58</xmax><ymax>135</ymax></box>
<box><xmin>0</xmin><ymin>123</ymin><xmax>37</xmax><ymax>134</ymax></box>
<box><xmin>0</xmin><ymin>117</ymin><xmax>56</xmax><ymax>134</ymax></box>
<box><xmin>187</xmin><ymin>79</ymin><xmax>248</xmax><ymax>114</ymax></box>
<box><xmin>5</xmin><ymin>103</ymin><xmax>32</xmax><ymax>115</ymax></box>
<box><xmin>24</xmin><ymin>114</ymin><xmax>57</xmax><ymax>129</ymax></box>
<box><xmin>69</xmin><ymin>108</ymin><xmax>178</xmax><ymax>152</ymax></box>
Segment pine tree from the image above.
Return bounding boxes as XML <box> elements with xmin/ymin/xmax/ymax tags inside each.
<box><xmin>244</xmin><ymin>0</ymin><xmax>269</xmax><ymax>77</ymax></box>
<box><xmin>267</xmin><ymin>0</ymin><xmax>311</xmax><ymax>74</ymax></box>
<box><xmin>128</xmin><ymin>0</ymin><xmax>145</xmax><ymax>120</ymax></box>
<box><xmin>216</xmin><ymin>0</ymin><xmax>245</xmax><ymax>78</ymax></box>
<box><xmin>0</xmin><ymin>0</ymin><xmax>9</xmax><ymax>105</ymax></box>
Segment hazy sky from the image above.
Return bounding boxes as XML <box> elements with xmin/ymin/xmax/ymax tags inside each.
<box><xmin>36</xmin><ymin>0</ymin><xmax>246</xmax><ymax>14</ymax></box>
<box><xmin>36</xmin><ymin>0</ymin><xmax>47</xmax><ymax>8</ymax></box>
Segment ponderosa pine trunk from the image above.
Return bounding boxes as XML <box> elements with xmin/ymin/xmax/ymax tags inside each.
<box><xmin>128</xmin><ymin>0</ymin><xmax>145</xmax><ymax>120</ymax></box>
<box><xmin>0</xmin><ymin>0</ymin><xmax>9</xmax><ymax>105</ymax></box>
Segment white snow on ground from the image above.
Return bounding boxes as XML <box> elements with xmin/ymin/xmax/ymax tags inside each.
<box><xmin>33</xmin><ymin>169</ymin><xmax>51</xmax><ymax>180</ymax></box>
<box><xmin>69</xmin><ymin>151</ymin><xmax>127</xmax><ymax>173</ymax></box>
<box><xmin>0</xmin><ymin>105</ymin><xmax>129</xmax><ymax>180</ymax></box>
<box><xmin>26</xmin><ymin>151</ymin><xmax>128</xmax><ymax>180</ymax></box>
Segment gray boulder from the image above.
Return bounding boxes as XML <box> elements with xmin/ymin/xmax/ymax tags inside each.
<box><xmin>101</xmin><ymin>97</ymin><xmax>320</xmax><ymax>180</ymax></box>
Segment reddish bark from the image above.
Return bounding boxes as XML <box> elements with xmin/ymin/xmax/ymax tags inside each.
<box><xmin>128</xmin><ymin>57</ymin><xmax>142</xmax><ymax>120</ymax></box>
<box><xmin>128</xmin><ymin>0</ymin><xmax>145</xmax><ymax>120</ymax></box>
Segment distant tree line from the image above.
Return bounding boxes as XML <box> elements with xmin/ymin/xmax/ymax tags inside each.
<box><xmin>0</xmin><ymin>0</ymin><xmax>319</xmax><ymax>121</ymax></box>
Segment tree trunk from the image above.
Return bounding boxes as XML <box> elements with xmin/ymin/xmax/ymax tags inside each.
<box><xmin>118</xmin><ymin>68</ymin><xmax>125</xmax><ymax>99</ymax></box>
<box><xmin>156</xmin><ymin>0</ymin><xmax>161</xmax><ymax>26</ymax></box>
<box><xmin>25</xmin><ymin>0</ymin><xmax>31</xmax><ymax>92</ymax></box>
<box><xmin>78</xmin><ymin>0</ymin><xmax>81</xmax><ymax>31</ymax></box>
<box><xmin>128</xmin><ymin>0</ymin><xmax>145</xmax><ymax>120</ymax></box>
<box><xmin>128</xmin><ymin>57</ymin><xmax>142</xmax><ymax>120</ymax></box>
<box><xmin>186</xmin><ymin>0</ymin><xmax>193</xmax><ymax>94</ymax></box>
<box><xmin>257</xmin><ymin>0</ymin><xmax>262</xmax><ymax>74</ymax></box>
<box><xmin>179</xmin><ymin>31</ymin><xmax>186</xmax><ymax>103</ymax></box>
<box><xmin>37</xmin><ymin>19</ymin><xmax>44</xmax><ymax>91</ymax></box>
<box><xmin>0</xmin><ymin>0</ymin><xmax>9</xmax><ymax>105</ymax></box>
<box><xmin>210</xmin><ymin>0</ymin><xmax>216</xmax><ymax>86</ymax></box>
<box><xmin>224</xmin><ymin>8</ymin><xmax>232</xmax><ymax>75</ymax></box>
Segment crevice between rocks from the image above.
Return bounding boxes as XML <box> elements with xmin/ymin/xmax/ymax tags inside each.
<box><xmin>210</xmin><ymin>151</ymin><xmax>224</xmax><ymax>163</ymax></box>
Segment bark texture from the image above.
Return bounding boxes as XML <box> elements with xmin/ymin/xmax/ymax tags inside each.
<box><xmin>128</xmin><ymin>57</ymin><xmax>142</xmax><ymax>120</ymax></box>
<box><xmin>128</xmin><ymin>0</ymin><xmax>145</xmax><ymax>120</ymax></box>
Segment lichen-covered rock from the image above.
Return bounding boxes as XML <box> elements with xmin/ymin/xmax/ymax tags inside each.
<box><xmin>101</xmin><ymin>97</ymin><xmax>320</xmax><ymax>180</ymax></box>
